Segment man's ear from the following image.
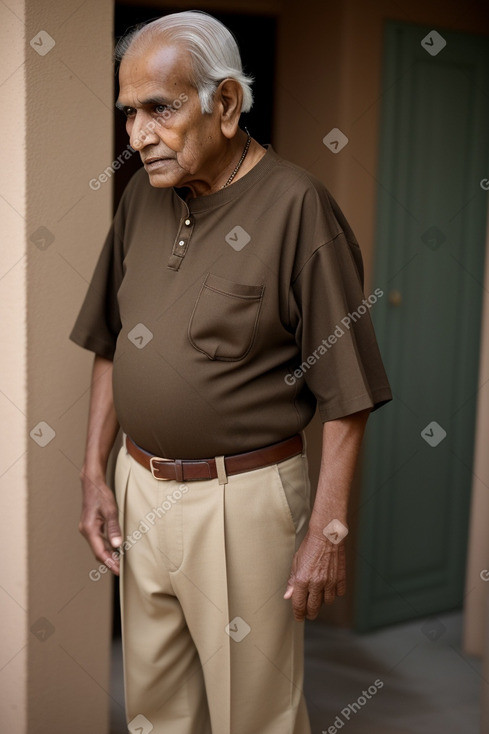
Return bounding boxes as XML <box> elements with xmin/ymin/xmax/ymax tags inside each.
<box><xmin>215</xmin><ymin>78</ymin><xmax>243</xmax><ymax>139</ymax></box>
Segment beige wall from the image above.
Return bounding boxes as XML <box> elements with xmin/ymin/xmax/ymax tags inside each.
<box><xmin>0</xmin><ymin>1</ymin><xmax>28</xmax><ymax>730</ymax></box>
<box><xmin>0</xmin><ymin>0</ymin><xmax>114</xmax><ymax>731</ymax></box>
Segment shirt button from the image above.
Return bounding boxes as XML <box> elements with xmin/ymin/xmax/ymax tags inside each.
<box><xmin>184</xmin><ymin>219</ymin><xmax>191</xmax><ymax>226</ymax></box>
<box><xmin>178</xmin><ymin>240</ymin><xmax>185</xmax><ymax>246</ymax></box>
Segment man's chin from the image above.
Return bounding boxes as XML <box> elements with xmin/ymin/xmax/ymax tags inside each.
<box><xmin>144</xmin><ymin>159</ymin><xmax>181</xmax><ymax>188</ymax></box>
<box><xmin>145</xmin><ymin>170</ymin><xmax>179</xmax><ymax>189</ymax></box>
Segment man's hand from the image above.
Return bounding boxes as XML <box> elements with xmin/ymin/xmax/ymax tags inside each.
<box><xmin>78</xmin><ymin>468</ymin><xmax>122</xmax><ymax>575</ymax></box>
<box><xmin>284</xmin><ymin>408</ymin><xmax>370</xmax><ymax>621</ymax></box>
<box><xmin>284</xmin><ymin>528</ymin><xmax>346</xmax><ymax>621</ymax></box>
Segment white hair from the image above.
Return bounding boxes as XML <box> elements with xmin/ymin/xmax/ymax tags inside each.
<box><xmin>115</xmin><ymin>10</ymin><xmax>254</xmax><ymax>115</ymax></box>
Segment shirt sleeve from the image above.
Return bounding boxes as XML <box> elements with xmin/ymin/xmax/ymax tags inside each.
<box><xmin>69</xmin><ymin>215</ymin><xmax>125</xmax><ymax>361</ymax></box>
<box><xmin>289</xmin><ymin>228</ymin><xmax>393</xmax><ymax>422</ymax></box>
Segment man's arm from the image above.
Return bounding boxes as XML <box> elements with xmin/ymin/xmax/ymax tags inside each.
<box><xmin>78</xmin><ymin>354</ymin><xmax>123</xmax><ymax>574</ymax></box>
<box><xmin>284</xmin><ymin>407</ymin><xmax>371</xmax><ymax>621</ymax></box>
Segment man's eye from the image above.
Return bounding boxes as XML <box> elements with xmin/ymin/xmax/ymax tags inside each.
<box><xmin>154</xmin><ymin>104</ymin><xmax>169</xmax><ymax>115</ymax></box>
<box><xmin>123</xmin><ymin>107</ymin><xmax>136</xmax><ymax>118</ymax></box>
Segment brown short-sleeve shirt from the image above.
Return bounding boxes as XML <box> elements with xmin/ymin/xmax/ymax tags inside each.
<box><xmin>70</xmin><ymin>146</ymin><xmax>392</xmax><ymax>458</ymax></box>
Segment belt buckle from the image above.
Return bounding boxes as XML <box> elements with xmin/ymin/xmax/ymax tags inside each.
<box><xmin>149</xmin><ymin>456</ymin><xmax>173</xmax><ymax>480</ymax></box>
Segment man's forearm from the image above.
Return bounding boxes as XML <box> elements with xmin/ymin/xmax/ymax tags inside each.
<box><xmin>78</xmin><ymin>354</ymin><xmax>122</xmax><ymax>565</ymax></box>
<box><xmin>82</xmin><ymin>355</ymin><xmax>120</xmax><ymax>477</ymax></box>
<box><xmin>308</xmin><ymin>408</ymin><xmax>371</xmax><ymax>535</ymax></box>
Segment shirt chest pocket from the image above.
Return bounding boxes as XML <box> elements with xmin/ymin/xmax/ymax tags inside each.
<box><xmin>188</xmin><ymin>273</ymin><xmax>265</xmax><ymax>361</ymax></box>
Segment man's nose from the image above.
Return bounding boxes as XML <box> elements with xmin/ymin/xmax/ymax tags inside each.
<box><xmin>129</xmin><ymin>113</ymin><xmax>160</xmax><ymax>150</ymax></box>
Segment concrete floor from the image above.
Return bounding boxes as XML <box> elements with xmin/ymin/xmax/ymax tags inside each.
<box><xmin>110</xmin><ymin>611</ymin><xmax>481</xmax><ymax>733</ymax></box>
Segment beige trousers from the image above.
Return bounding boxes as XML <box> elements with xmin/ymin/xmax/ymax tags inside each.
<box><xmin>114</xmin><ymin>435</ymin><xmax>312</xmax><ymax>734</ymax></box>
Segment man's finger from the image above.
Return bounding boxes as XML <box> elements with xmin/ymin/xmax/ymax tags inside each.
<box><xmin>323</xmin><ymin>549</ymin><xmax>336</xmax><ymax>604</ymax></box>
<box><xmin>87</xmin><ymin>531</ymin><xmax>120</xmax><ymax>575</ymax></box>
<box><xmin>305</xmin><ymin>586</ymin><xmax>323</xmax><ymax>619</ymax></box>
<box><xmin>107</xmin><ymin>515</ymin><xmax>122</xmax><ymax>547</ymax></box>
<box><xmin>284</xmin><ymin>583</ymin><xmax>294</xmax><ymax>600</ymax></box>
<box><xmin>89</xmin><ymin>532</ymin><xmax>113</xmax><ymax>562</ymax></box>
<box><xmin>284</xmin><ymin>553</ymin><xmax>298</xmax><ymax>599</ymax></box>
<box><xmin>330</xmin><ymin>543</ymin><xmax>338</xmax><ymax>580</ymax></box>
<box><xmin>291</xmin><ymin>582</ymin><xmax>308</xmax><ymax>621</ymax></box>
<box><xmin>336</xmin><ymin>578</ymin><xmax>346</xmax><ymax>596</ymax></box>
<box><xmin>335</xmin><ymin>544</ymin><xmax>347</xmax><ymax>596</ymax></box>
<box><xmin>103</xmin><ymin>550</ymin><xmax>121</xmax><ymax>575</ymax></box>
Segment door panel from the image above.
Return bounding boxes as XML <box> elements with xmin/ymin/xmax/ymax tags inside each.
<box><xmin>355</xmin><ymin>21</ymin><xmax>489</xmax><ymax>631</ymax></box>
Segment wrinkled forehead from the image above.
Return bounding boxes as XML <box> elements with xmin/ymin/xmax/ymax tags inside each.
<box><xmin>118</xmin><ymin>41</ymin><xmax>193</xmax><ymax>100</ymax></box>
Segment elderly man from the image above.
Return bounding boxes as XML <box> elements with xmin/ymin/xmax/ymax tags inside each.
<box><xmin>70</xmin><ymin>10</ymin><xmax>392</xmax><ymax>734</ymax></box>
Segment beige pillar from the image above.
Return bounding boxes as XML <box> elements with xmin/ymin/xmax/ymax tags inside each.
<box><xmin>0</xmin><ymin>1</ymin><xmax>115</xmax><ymax>731</ymax></box>
<box><xmin>0</xmin><ymin>1</ymin><xmax>28</xmax><ymax>730</ymax></box>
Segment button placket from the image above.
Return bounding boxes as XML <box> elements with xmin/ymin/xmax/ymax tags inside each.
<box><xmin>167</xmin><ymin>204</ymin><xmax>194</xmax><ymax>271</ymax></box>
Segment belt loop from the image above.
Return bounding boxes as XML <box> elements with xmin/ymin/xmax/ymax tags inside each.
<box><xmin>175</xmin><ymin>459</ymin><xmax>184</xmax><ymax>483</ymax></box>
<box><xmin>215</xmin><ymin>455</ymin><xmax>228</xmax><ymax>485</ymax></box>
<box><xmin>300</xmin><ymin>430</ymin><xmax>307</xmax><ymax>456</ymax></box>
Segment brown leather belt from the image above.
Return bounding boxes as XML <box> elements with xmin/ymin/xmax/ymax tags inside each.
<box><xmin>125</xmin><ymin>434</ymin><xmax>303</xmax><ymax>482</ymax></box>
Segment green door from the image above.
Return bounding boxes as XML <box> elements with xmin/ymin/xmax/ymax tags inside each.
<box><xmin>355</xmin><ymin>21</ymin><xmax>489</xmax><ymax>631</ymax></box>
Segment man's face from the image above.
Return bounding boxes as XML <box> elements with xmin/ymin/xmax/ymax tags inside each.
<box><xmin>117</xmin><ymin>41</ymin><xmax>222</xmax><ymax>188</ymax></box>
